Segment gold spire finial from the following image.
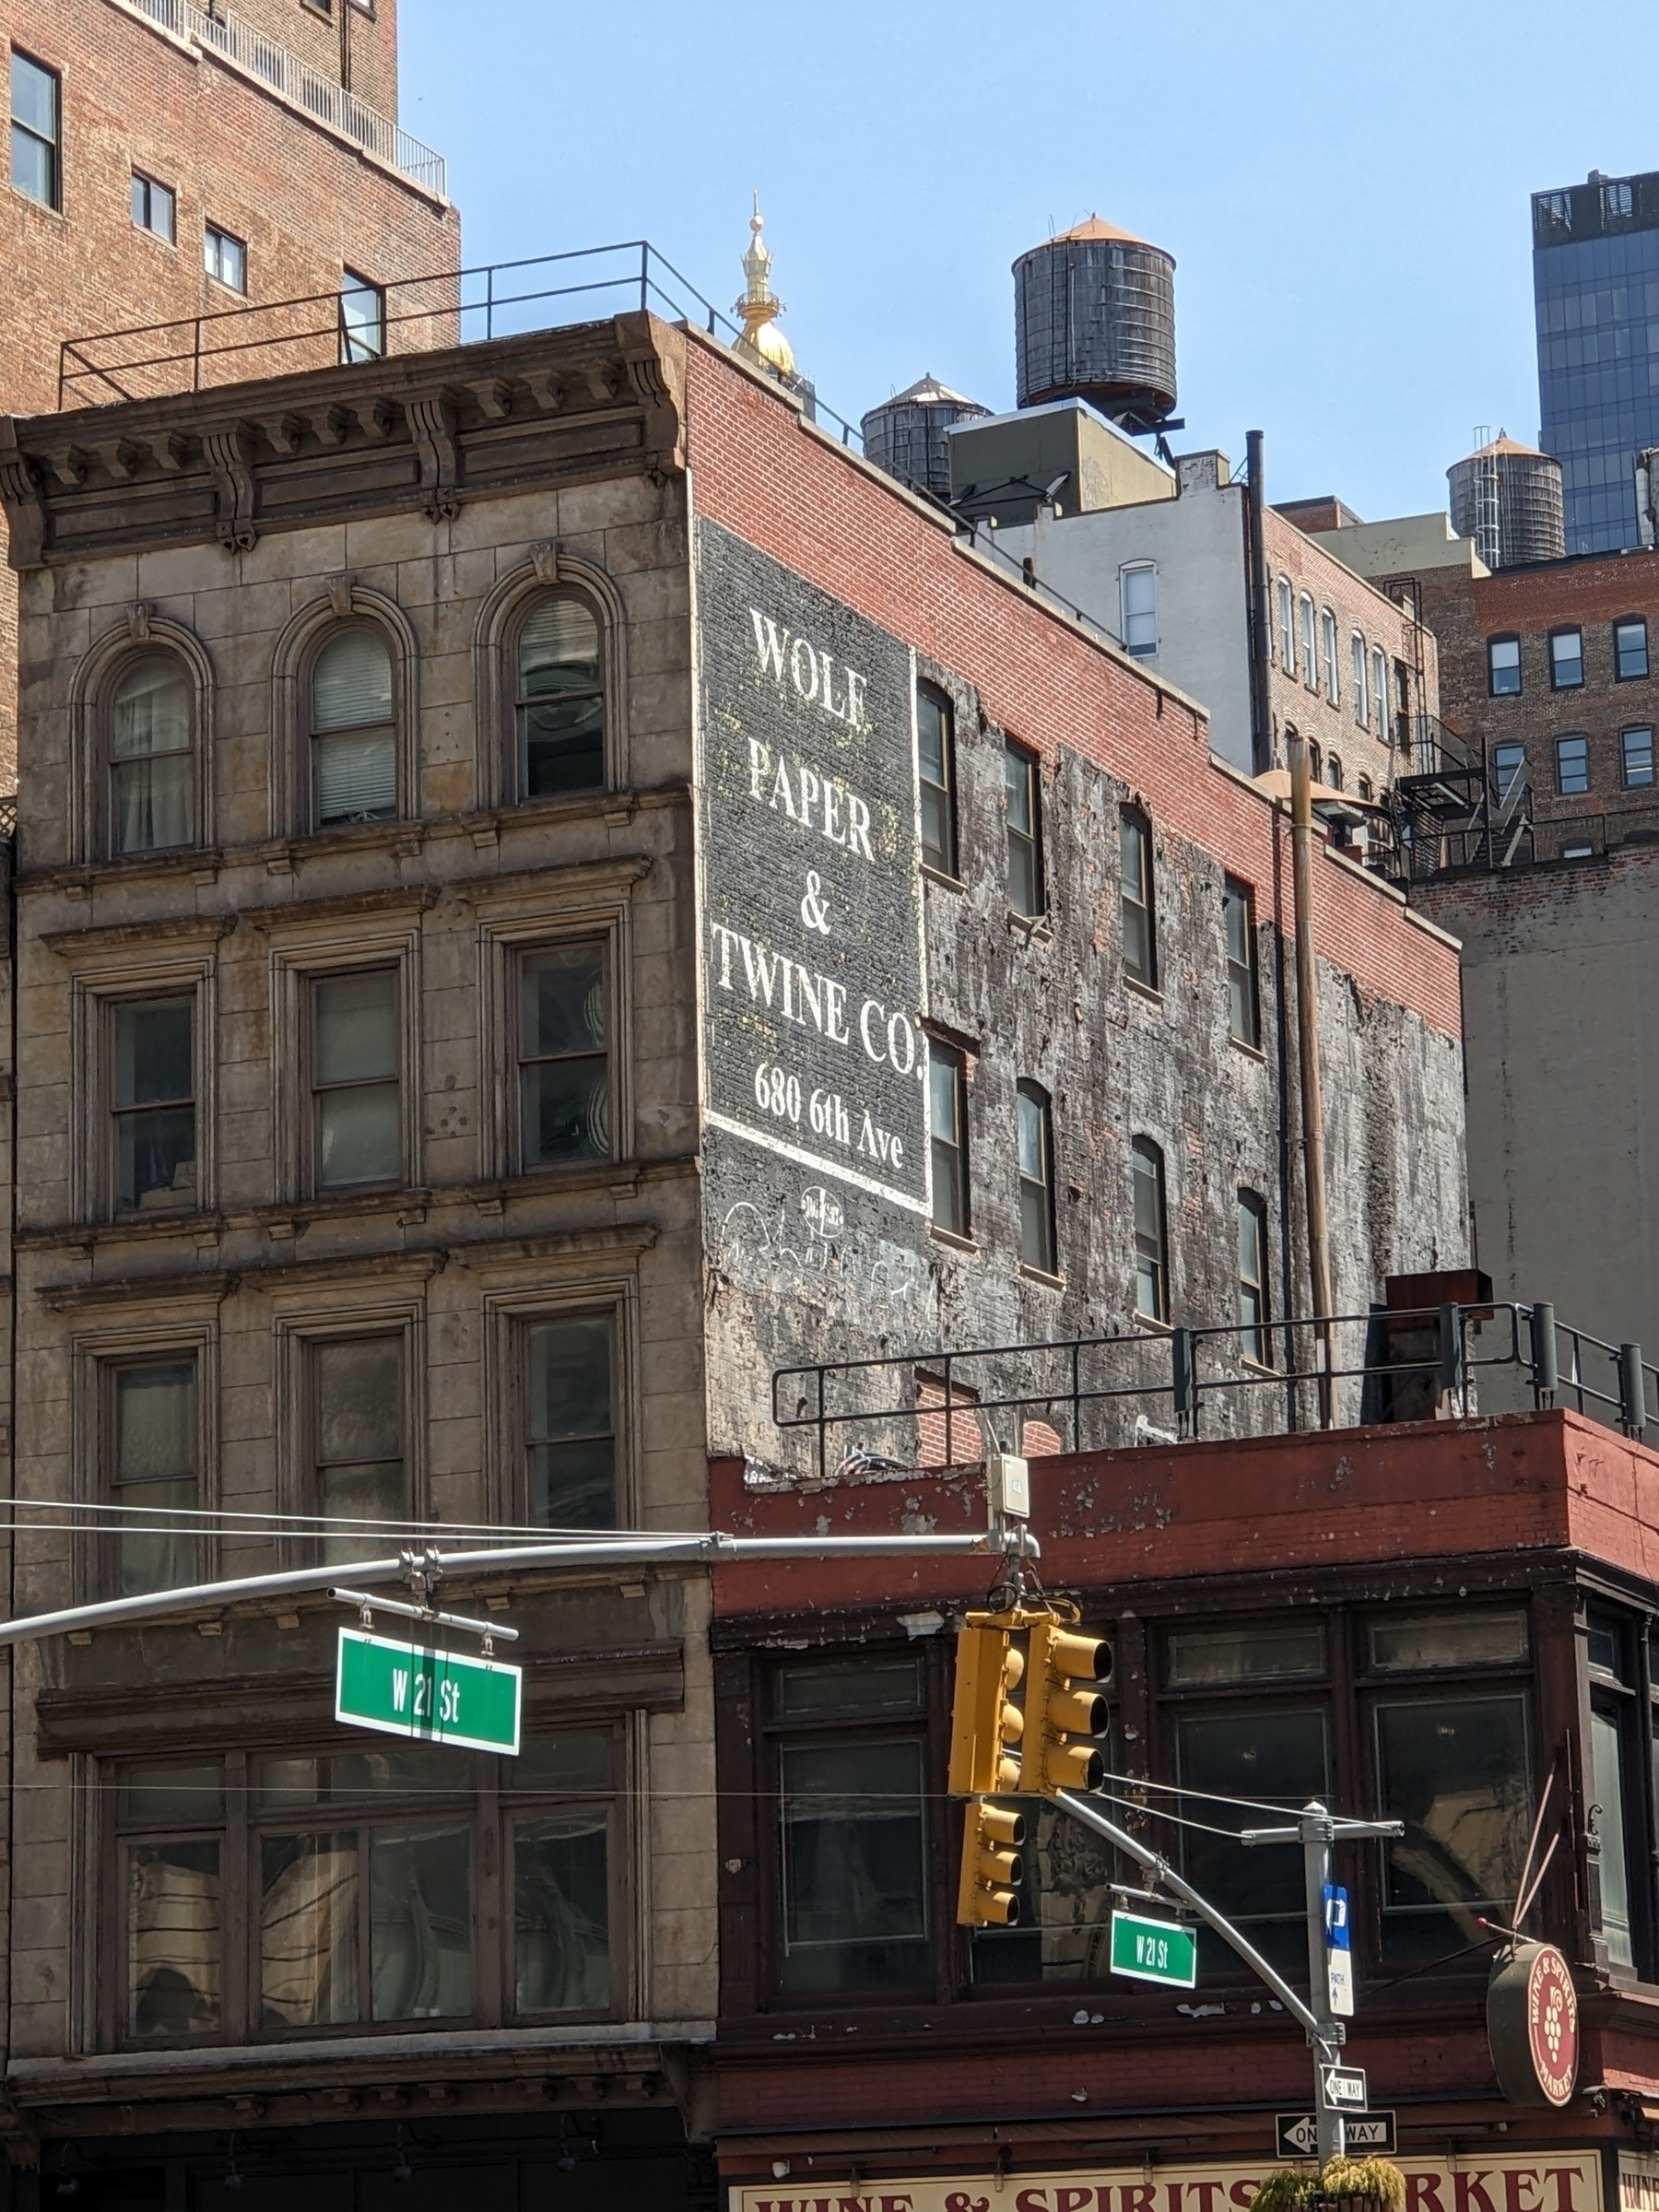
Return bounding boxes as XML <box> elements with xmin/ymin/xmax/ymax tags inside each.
<box><xmin>735</xmin><ymin>193</ymin><xmax>797</xmax><ymax>379</ymax></box>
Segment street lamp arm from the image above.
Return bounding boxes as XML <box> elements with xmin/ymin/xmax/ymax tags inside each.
<box><xmin>1054</xmin><ymin>1788</ymin><xmax>1324</xmax><ymax>2039</ymax></box>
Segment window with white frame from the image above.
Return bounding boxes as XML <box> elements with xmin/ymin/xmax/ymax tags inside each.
<box><xmin>1120</xmin><ymin>564</ymin><xmax>1157</xmax><ymax>658</ymax></box>
<box><xmin>1372</xmin><ymin>647</ymin><xmax>1390</xmax><ymax>736</ymax></box>
<box><xmin>1321</xmin><ymin>609</ymin><xmax>1339</xmax><ymax>704</ymax></box>
<box><xmin>1277</xmin><ymin>576</ymin><xmax>1295</xmax><ymax>675</ymax></box>
<box><xmin>1351</xmin><ymin>634</ymin><xmax>1368</xmax><ymax>726</ymax></box>
<box><xmin>1300</xmin><ymin>596</ymin><xmax>1317</xmax><ymax>691</ymax></box>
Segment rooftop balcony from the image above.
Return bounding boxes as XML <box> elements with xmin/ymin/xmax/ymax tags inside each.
<box><xmin>115</xmin><ymin>0</ymin><xmax>447</xmax><ymax>199</ymax></box>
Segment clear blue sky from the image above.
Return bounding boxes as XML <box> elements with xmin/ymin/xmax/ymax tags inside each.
<box><xmin>400</xmin><ymin>0</ymin><xmax>1651</xmax><ymax>523</ymax></box>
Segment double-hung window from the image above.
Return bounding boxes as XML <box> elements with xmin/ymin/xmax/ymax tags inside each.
<box><xmin>1550</xmin><ymin>628</ymin><xmax>1584</xmax><ymax>689</ymax></box>
<box><xmin>311</xmin><ymin>1335</ymin><xmax>404</xmax><ymax>1563</ymax></box>
<box><xmin>311</xmin><ymin>970</ymin><xmax>399</xmax><ymax>1189</ymax></box>
<box><xmin>1016</xmin><ymin>1081</ymin><xmax>1056</xmax><ymax>1276</ymax></box>
<box><xmin>1617</xmin><ymin>618</ymin><xmax>1650</xmax><ymax>681</ymax></box>
<box><xmin>917</xmin><ymin>685</ymin><xmax>957</xmax><ymax>877</ymax></box>
<box><xmin>1300</xmin><ymin>596</ymin><xmax>1318</xmax><ymax>692</ymax></box>
<box><xmin>130</xmin><ymin>171</ymin><xmax>174</xmax><ymax>242</ymax></box>
<box><xmin>1493</xmin><ymin>742</ymin><xmax>1526</xmax><ymax>806</ymax></box>
<box><xmin>1004</xmin><ymin>741</ymin><xmax>1044</xmax><ymax>917</ymax></box>
<box><xmin>203</xmin><ymin>222</ymin><xmax>246</xmax><ymax>293</ymax></box>
<box><xmin>523</xmin><ymin>1312</ymin><xmax>616</xmax><ymax>1528</ymax></box>
<box><xmin>1321</xmin><ymin>609</ymin><xmax>1339</xmax><ymax>704</ymax></box>
<box><xmin>1351</xmin><ymin>634</ymin><xmax>1368</xmax><ymax>726</ymax></box>
<box><xmin>517</xmin><ymin>943</ymin><xmax>609</xmax><ymax>1168</ymax></box>
<box><xmin>107</xmin><ymin>1357</ymin><xmax>197</xmax><ymax>1595</ymax></box>
<box><xmin>1238</xmin><ymin>1191</ymin><xmax>1270</xmax><ymax>1367</ymax></box>
<box><xmin>1488</xmin><ymin>636</ymin><xmax>1522</xmax><ymax>697</ymax></box>
<box><xmin>1622</xmin><ymin>726</ymin><xmax>1655</xmax><ymax>787</ymax></box>
<box><xmin>1372</xmin><ymin>647</ymin><xmax>1390</xmax><ymax>735</ymax></box>
<box><xmin>516</xmin><ymin>594</ymin><xmax>605</xmax><ymax>798</ymax></box>
<box><xmin>1120</xmin><ymin>807</ymin><xmax>1157</xmax><ymax>988</ymax></box>
<box><xmin>771</xmin><ymin>1655</ymin><xmax>930</xmax><ymax>1998</ymax></box>
<box><xmin>10</xmin><ymin>51</ymin><xmax>59</xmax><ymax>209</ymax></box>
<box><xmin>1556</xmin><ymin>735</ymin><xmax>1591</xmax><ymax>795</ymax></box>
<box><xmin>1132</xmin><ymin>1135</ymin><xmax>1169</xmax><ymax>1323</ymax></box>
<box><xmin>1223</xmin><ymin>877</ymin><xmax>1260</xmax><ymax>1049</ymax></box>
<box><xmin>927</xmin><ymin>1041</ymin><xmax>970</xmax><ymax>1238</ymax></box>
<box><xmin>109</xmin><ymin>653</ymin><xmax>194</xmax><ymax>854</ymax></box>
<box><xmin>112</xmin><ymin>996</ymin><xmax>195</xmax><ymax>1213</ymax></box>
<box><xmin>1120</xmin><ymin>564</ymin><xmax>1157</xmax><ymax>658</ymax></box>
<box><xmin>1277</xmin><ymin>577</ymin><xmax>1296</xmax><ymax>675</ymax></box>
<box><xmin>311</xmin><ymin>629</ymin><xmax>395</xmax><ymax>826</ymax></box>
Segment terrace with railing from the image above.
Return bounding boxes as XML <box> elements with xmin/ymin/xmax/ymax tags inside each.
<box><xmin>116</xmin><ymin>0</ymin><xmax>446</xmax><ymax>197</ymax></box>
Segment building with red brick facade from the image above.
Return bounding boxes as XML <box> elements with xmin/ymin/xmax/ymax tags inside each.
<box><xmin>0</xmin><ymin>0</ymin><xmax>460</xmax><ymax>777</ymax></box>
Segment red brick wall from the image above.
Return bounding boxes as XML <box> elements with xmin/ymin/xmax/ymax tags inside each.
<box><xmin>684</xmin><ymin>336</ymin><xmax>1461</xmax><ymax>1041</ymax></box>
<box><xmin>1419</xmin><ymin>551</ymin><xmax>1659</xmax><ymax>835</ymax></box>
<box><xmin>0</xmin><ymin>0</ymin><xmax>459</xmax><ymax>782</ymax></box>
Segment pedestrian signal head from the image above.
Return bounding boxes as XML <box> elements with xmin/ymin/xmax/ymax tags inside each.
<box><xmin>948</xmin><ymin>1620</ymin><xmax>1025</xmax><ymax>1796</ymax></box>
<box><xmin>1025</xmin><ymin>1616</ymin><xmax>1112</xmax><ymax>1796</ymax></box>
<box><xmin>957</xmin><ymin>1799</ymin><xmax>1026</xmax><ymax>1927</ymax></box>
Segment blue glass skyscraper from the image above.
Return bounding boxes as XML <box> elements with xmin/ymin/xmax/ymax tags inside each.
<box><xmin>1534</xmin><ymin>169</ymin><xmax>1659</xmax><ymax>554</ymax></box>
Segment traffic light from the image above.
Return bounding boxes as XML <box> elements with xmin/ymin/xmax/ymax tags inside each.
<box><xmin>1023</xmin><ymin>1615</ymin><xmax>1112</xmax><ymax>1795</ymax></box>
<box><xmin>947</xmin><ymin>1615</ymin><xmax>1025</xmax><ymax>1795</ymax></box>
<box><xmin>957</xmin><ymin>1798</ymin><xmax>1026</xmax><ymax>1927</ymax></box>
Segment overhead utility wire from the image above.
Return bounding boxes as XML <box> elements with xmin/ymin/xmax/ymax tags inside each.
<box><xmin>1093</xmin><ymin>1765</ymin><xmax>1333</xmax><ymax>1821</ymax></box>
<box><xmin>6</xmin><ymin>1498</ymin><xmax>644</xmax><ymax>1542</ymax></box>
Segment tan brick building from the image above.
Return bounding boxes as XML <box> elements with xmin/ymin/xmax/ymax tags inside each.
<box><xmin>0</xmin><ymin>0</ymin><xmax>460</xmax><ymax>778</ymax></box>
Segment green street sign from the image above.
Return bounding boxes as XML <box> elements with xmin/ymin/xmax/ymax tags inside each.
<box><xmin>1109</xmin><ymin>1908</ymin><xmax>1198</xmax><ymax>1988</ymax></box>
<box><xmin>335</xmin><ymin>1627</ymin><xmax>522</xmax><ymax>1756</ymax></box>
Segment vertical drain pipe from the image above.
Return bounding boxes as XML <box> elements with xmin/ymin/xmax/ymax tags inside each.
<box><xmin>1246</xmin><ymin>429</ymin><xmax>1273</xmax><ymax>775</ymax></box>
<box><xmin>1288</xmin><ymin>729</ymin><xmax>1335</xmax><ymax>1424</ymax></box>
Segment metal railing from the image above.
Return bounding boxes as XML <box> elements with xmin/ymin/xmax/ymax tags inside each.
<box><xmin>58</xmin><ymin>242</ymin><xmax>870</xmax><ymax>453</ymax></box>
<box><xmin>122</xmin><ymin>0</ymin><xmax>445</xmax><ymax>196</ymax></box>
<box><xmin>771</xmin><ymin>1300</ymin><xmax>1659</xmax><ymax>1480</ymax></box>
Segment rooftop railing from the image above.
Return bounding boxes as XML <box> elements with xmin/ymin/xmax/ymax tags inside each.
<box><xmin>771</xmin><ymin>1299</ymin><xmax>1653</xmax><ymax>1482</ymax></box>
<box><xmin>121</xmin><ymin>0</ymin><xmax>446</xmax><ymax>197</ymax></box>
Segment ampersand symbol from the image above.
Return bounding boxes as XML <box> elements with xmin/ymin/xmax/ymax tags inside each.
<box><xmin>800</xmin><ymin>870</ymin><xmax>831</xmax><ymax>935</ymax></box>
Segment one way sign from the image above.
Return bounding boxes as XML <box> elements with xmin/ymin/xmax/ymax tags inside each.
<box><xmin>1275</xmin><ymin>2112</ymin><xmax>1397</xmax><ymax>2159</ymax></box>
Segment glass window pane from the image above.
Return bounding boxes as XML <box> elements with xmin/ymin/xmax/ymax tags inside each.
<box><xmin>330</xmin><ymin>1745</ymin><xmax>471</xmax><ymax>1798</ymax></box>
<box><xmin>1005</xmin><ymin>745</ymin><xmax>1034</xmax><ymax>836</ymax></box>
<box><xmin>112</xmin><ymin>751</ymin><xmax>193</xmax><ymax>855</ymax></box>
<box><xmin>126</xmin><ymin>1760</ymin><xmax>223</xmax><ymax>1824</ymax></box>
<box><xmin>370</xmin><ymin>1822</ymin><xmax>471</xmax><ymax>2019</ymax></box>
<box><xmin>511</xmin><ymin>1734</ymin><xmax>613</xmax><ymax>1794</ymax></box>
<box><xmin>260</xmin><ymin>1832</ymin><xmax>359</xmax><ymax>2027</ymax></box>
<box><xmin>522</xmin><ymin>946</ymin><xmax>606</xmax><ymax>1057</ymax></box>
<box><xmin>256</xmin><ymin>1757</ymin><xmax>323</xmax><ymax>1811</ymax></box>
<box><xmin>1165</xmin><ymin>1623</ymin><xmax>1325</xmax><ymax>1687</ymax></box>
<box><xmin>780</xmin><ymin>1738</ymin><xmax>927</xmax><ymax>1994</ymax></box>
<box><xmin>340</xmin><ymin>273</ymin><xmax>385</xmax><ymax>363</ymax></box>
<box><xmin>128</xmin><ymin>1838</ymin><xmax>221</xmax><ymax>2037</ymax></box>
<box><xmin>113</xmin><ymin>1360</ymin><xmax>196</xmax><ymax>1594</ymax></box>
<box><xmin>315</xmin><ymin>971</ymin><xmax>396</xmax><ymax>1085</ymax></box>
<box><xmin>1375</xmin><ymin>1694</ymin><xmax>1532</xmax><ymax>1958</ymax></box>
<box><xmin>313</xmin><ymin>630</ymin><xmax>393</xmax><ymax>732</ymax></box>
<box><xmin>776</xmin><ymin>1657</ymin><xmax>923</xmax><ymax>1719</ymax></box>
<box><xmin>115</xmin><ymin>999</ymin><xmax>191</xmax><ymax>1107</ymax></box>
<box><xmin>514</xmin><ymin>1812</ymin><xmax>610</xmax><ymax>2013</ymax></box>
<box><xmin>518</xmin><ymin>596</ymin><xmax>599</xmax><ymax>697</ymax></box>
<box><xmin>1592</xmin><ymin>1708</ymin><xmax>1634</xmax><ymax>1969</ymax></box>
<box><xmin>1017</xmin><ymin>1089</ymin><xmax>1044</xmax><ymax>1182</ymax></box>
<box><xmin>526</xmin><ymin>1315</ymin><xmax>614</xmax><ymax>1527</ymax></box>
<box><xmin>917</xmin><ymin>689</ymin><xmax>954</xmax><ymax>872</ymax></box>
<box><xmin>521</xmin><ymin>946</ymin><xmax>608</xmax><ymax>1166</ymax></box>
<box><xmin>315</xmin><ymin>730</ymin><xmax>396</xmax><ymax>823</ymax></box>
<box><xmin>518</xmin><ymin>597</ymin><xmax>603</xmax><ymax>797</ymax></box>
<box><xmin>1618</xmin><ymin>619</ymin><xmax>1649</xmax><ymax>678</ymax></box>
<box><xmin>11</xmin><ymin>53</ymin><xmax>57</xmax><ymax>139</ymax></box>
<box><xmin>1369</xmin><ymin>1612</ymin><xmax>1529</xmax><ymax>1672</ymax></box>
<box><xmin>112</xmin><ymin>656</ymin><xmax>190</xmax><ymax>760</ymax></box>
<box><xmin>11</xmin><ymin>121</ymin><xmax>52</xmax><ymax>204</ymax></box>
<box><xmin>1177</xmin><ymin>1709</ymin><xmax>1327</xmax><ymax>1972</ymax></box>
<box><xmin>1624</xmin><ymin>728</ymin><xmax>1654</xmax><ymax>786</ymax></box>
<box><xmin>317</xmin><ymin>1338</ymin><xmax>400</xmax><ymax>1464</ymax></box>
<box><xmin>319</xmin><ymin>1084</ymin><xmax>400</xmax><ymax>1187</ymax></box>
<box><xmin>971</xmin><ymin>1792</ymin><xmax>1120</xmax><ymax>1983</ymax></box>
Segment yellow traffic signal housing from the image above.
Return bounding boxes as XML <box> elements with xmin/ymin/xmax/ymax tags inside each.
<box><xmin>947</xmin><ymin>1619</ymin><xmax>1025</xmax><ymax>1795</ymax></box>
<box><xmin>957</xmin><ymin>1799</ymin><xmax>1026</xmax><ymax>1927</ymax></box>
<box><xmin>1024</xmin><ymin>1616</ymin><xmax>1112</xmax><ymax>1796</ymax></box>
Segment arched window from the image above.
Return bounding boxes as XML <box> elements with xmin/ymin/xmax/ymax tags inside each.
<box><xmin>311</xmin><ymin>628</ymin><xmax>396</xmax><ymax>827</ymax></box>
<box><xmin>1326</xmin><ymin>753</ymin><xmax>1344</xmax><ymax>791</ymax></box>
<box><xmin>515</xmin><ymin>594</ymin><xmax>605</xmax><ymax>799</ymax></box>
<box><xmin>1308</xmin><ymin>739</ymin><xmax>1324</xmax><ymax>784</ymax></box>
<box><xmin>109</xmin><ymin>653</ymin><xmax>194</xmax><ymax>854</ymax></box>
<box><xmin>1131</xmin><ymin>1136</ymin><xmax>1169</xmax><ymax>1324</ymax></box>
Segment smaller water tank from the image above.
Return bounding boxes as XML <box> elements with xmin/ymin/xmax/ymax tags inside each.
<box><xmin>1014</xmin><ymin>217</ymin><xmax>1176</xmax><ymax>428</ymax></box>
<box><xmin>1448</xmin><ymin>432</ymin><xmax>1565</xmax><ymax>570</ymax></box>
<box><xmin>862</xmin><ymin>374</ymin><xmax>990</xmax><ymax>500</ymax></box>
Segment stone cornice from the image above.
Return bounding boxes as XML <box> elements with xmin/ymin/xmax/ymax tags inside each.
<box><xmin>0</xmin><ymin>313</ymin><xmax>687</xmax><ymax>567</ymax></box>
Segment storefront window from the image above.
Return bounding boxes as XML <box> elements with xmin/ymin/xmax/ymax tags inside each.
<box><xmin>1374</xmin><ymin>1695</ymin><xmax>1531</xmax><ymax>1962</ymax></box>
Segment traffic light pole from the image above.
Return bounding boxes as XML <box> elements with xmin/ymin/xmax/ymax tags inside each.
<box><xmin>1057</xmin><ymin>1791</ymin><xmax>1401</xmax><ymax>2168</ymax></box>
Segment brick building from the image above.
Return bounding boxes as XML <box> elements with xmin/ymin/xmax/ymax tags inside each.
<box><xmin>0</xmin><ymin>0</ymin><xmax>461</xmax><ymax>779</ymax></box>
<box><xmin>710</xmin><ymin>1392</ymin><xmax>1659</xmax><ymax>2211</ymax></box>
<box><xmin>0</xmin><ymin>286</ymin><xmax>1466</xmax><ymax>2204</ymax></box>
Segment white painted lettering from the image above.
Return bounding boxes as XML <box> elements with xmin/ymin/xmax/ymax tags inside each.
<box><xmin>710</xmin><ymin>924</ymin><xmax>738</xmax><ymax>990</ymax></box>
<box><xmin>818</xmin><ymin>647</ymin><xmax>847</xmax><ymax>721</ymax></box>
<box><xmin>797</xmin><ymin>763</ymin><xmax>821</xmax><ymax>822</ymax></box>
<box><xmin>845</xmin><ymin>666</ymin><xmax>867</xmax><ymax>727</ymax></box>
<box><xmin>739</xmin><ymin>935</ymin><xmax>782</xmax><ymax>1007</ymax></box>
<box><xmin>859</xmin><ymin>998</ymin><xmax>886</xmax><ymax>1063</ymax></box>
<box><xmin>749</xmin><ymin>608</ymin><xmax>788</xmax><ymax>679</ymax></box>
<box><xmin>824</xmin><ymin>980</ymin><xmax>849</xmax><ymax>1043</ymax></box>
<box><xmin>847</xmin><ymin>793</ymin><xmax>874</xmax><ymax>861</ymax></box>
<box><xmin>886</xmin><ymin>1010</ymin><xmax>916</xmax><ymax>1075</ymax></box>
<box><xmin>747</xmin><ymin>737</ymin><xmax>771</xmax><ymax>800</ymax></box>
<box><xmin>771</xmin><ymin>758</ymin><xmax>800</xmax><ymax>821</ymax></box>
<box><xmin>794</xmin><ymin>966</ymin><xmax>823</xmax><ymax>1031</ymax></box>
<box><xmin>789</xmin><ymin>635</ymin><xmax>820</xmax><ymax>701</ymax></box>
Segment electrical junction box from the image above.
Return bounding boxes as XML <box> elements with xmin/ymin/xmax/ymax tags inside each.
<box><xmin>985</xmin><ymin>1451</ymin><xmax>1030</xmax><ymax>1520</ymax></box>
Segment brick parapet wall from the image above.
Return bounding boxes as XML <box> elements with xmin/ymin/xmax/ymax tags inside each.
<box><xmin>684</xmin><ymin>336</ymin><xmax>1461</xmax><ymax>1040</ymax></box>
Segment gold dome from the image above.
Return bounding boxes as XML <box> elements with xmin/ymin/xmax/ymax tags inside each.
<box><xmin>734</xmin><ymin>194</ymin><xmax>796</xmax><ymax>379</ymax></box>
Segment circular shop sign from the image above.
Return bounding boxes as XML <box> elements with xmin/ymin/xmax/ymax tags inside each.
<box><xmin>1487</xmin><ymin>1939</ymin><xmax>1579</xmax><ymax>2108</ymax></box>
